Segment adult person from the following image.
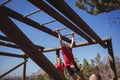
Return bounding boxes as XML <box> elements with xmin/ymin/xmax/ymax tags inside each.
<box><xmin>57</xmin><ymin>29</ymin><xmax>85</xmax><ymax>80</ymax></box>
<box><xmin>89</xmin><ymin>73</ymin><xmax>101</xmax><ymax>80</ymax></box>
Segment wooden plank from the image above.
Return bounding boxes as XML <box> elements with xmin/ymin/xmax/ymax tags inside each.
<box><xmin>56</xmin><ymin>49</ymin><xmax>60</xmax><ymax>57</ymax></box>
<box><xmin>0</xmin><ymin>52</ymin><xmax>27</xmax><ymax>58</ymax></box>
<box><xmin>1</xmin><ymin>6</ymin><xmax>71</xmax><ymax>43</ymax></box>
<box><xmin>0</xmin><ymin>9</ymin><xmax>67</xmax><ymax>80</ymax></box>
<box><xmin>0</xmin><ymin>41</ymin><xmax>44</xmax><ymax>50</ymax></box>
<box><xmin>107</xmin><ymin>40</ymin><xmax>118</xmax><ymax>80</ymax></box>
<box><xmin>23</xmin><ymin>55</ymin><xmax>27</xmax><ymax>80</ymax></box>
<box><xmin>0</xmin><ymin>35</ymin><xmax>13</xmax><ymax>42</ymax></box>
<box><xmin>0</xmin><ymin>0</ymin><xmax>11</xmax><ymax>6</ymax></box>
<box><xmin>28</xmin><ymin>0</ymin><xmax>93</xmax><ymax>43</ymax></box>
<box><xmin>43</xmin><ymin>37</ymin><xmax>111</xmax><ymax>52</ymax></box>
<box><xmin>46</xmin><ymin>0</ymin><xmax>107</xmax><ymax>48</ymax></box>
<box><xmin>0</xmin><ymin>41</ymin><xmax>19</xmax><ymax>49</ymax></box>
<box><xmin>0</xmin><ymin>35</ymin><xmax>44</xmax><ymax>50</ymax></box>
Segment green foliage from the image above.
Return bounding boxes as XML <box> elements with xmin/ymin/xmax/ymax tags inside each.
<box><xmin>74</xmin><ymin>0</ymin><xmax>120</xmax><ymax>15</ymax></box>
<box><xmin>80</xmin><ymin>53</ymin><xmax>109</xmax><ymax>80</ymax></box>
<box><xmin>82</xmin><ymin>58</ymin><xmax>92</xmax><ymax>80</ymax></box>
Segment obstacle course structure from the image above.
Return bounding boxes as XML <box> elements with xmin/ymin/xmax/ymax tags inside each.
<box><xmin>0</xmin><ymin>0</ymin><xmax>117</xmax><ymax>80</ymax></box>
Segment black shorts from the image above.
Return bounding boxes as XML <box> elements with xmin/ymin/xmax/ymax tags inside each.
<box><xmin>66</xmin><ymin>64</ymin><xmax>80</xmax><ymax>76</ymax></box>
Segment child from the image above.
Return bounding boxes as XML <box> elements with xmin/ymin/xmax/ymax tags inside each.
<box><xmin>55</xmin><ymin>57</ymin><xmax>65</xmax><ymax>74</ymax></box>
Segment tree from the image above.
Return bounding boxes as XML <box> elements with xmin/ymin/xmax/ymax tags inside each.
<box><xmin>115</xmin><ymin>56</ymin><xmax>120</xmax><ymax>77</ymax></box>
<box><xmin>74</xmin><ymin>0</ymin><xmax>120</xmax><ymax>15</ymax></box>
<box><xmin>82</xmin><ymin>58</ymin><xmax>91</xmax><ymax>79</ymax></box>
<box><xmin>90</xmin><ymin>59</ymin><xmax>95</xmax><ymax>67</ymax></box>
<box><xmin>95</xmin><ymin>53</ymin><xmax>101</xmax><ymax>65</ymax></box>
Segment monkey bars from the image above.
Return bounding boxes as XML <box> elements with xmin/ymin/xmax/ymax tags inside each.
<box><xmin>0</xmin><ymin>0</ymin><xmax>117</xmax><ymax>80</ymax></box>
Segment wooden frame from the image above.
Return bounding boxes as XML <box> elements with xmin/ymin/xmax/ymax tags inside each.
<box><xmin>0</xmin><ymin>0</ymin><xmax>117</xmax><ymax>80</ymax></box>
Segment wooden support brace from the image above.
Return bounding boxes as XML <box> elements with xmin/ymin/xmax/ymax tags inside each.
<box><xmin>23</xmin><ymin>54</ymin><xmax>27</xmax><ymax>80</ymax></box>
<box><xmin>56</xmin><ymin>49</ymin><xmax>60</xmax><ymax>58</ymax></box>
<box><xmin>0</xmin><ymin>60</ymin><xmax>27</xmax><ymax>78</ymax></box>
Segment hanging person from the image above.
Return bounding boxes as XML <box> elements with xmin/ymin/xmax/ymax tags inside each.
<box><xmin>56</xmin><ymin>29</ymin><xmax>85</xmax><ymax>80</ymax></box>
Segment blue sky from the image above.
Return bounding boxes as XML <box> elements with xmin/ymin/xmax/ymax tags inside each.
<box><xmin>0</xmin><ymin>0</ymin><xmax>120</xmax><ymax>78</ymax></box>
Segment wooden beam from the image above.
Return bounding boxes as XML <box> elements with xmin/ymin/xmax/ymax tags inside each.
<box><xmin>56</xmin><ymin>49</ymin><xmax>60</xmax><ymax>57</ymax></box>
<box><xmin>43</xmin><ymin>37</ymin><xmax>110</xmax><ymax>52</ymax></box>
<box><xmin>0</xmin><ymin>60</ymin><xmax>27</xmax><ymax>78</ymax></box>
<box><xmin>0</xmin><ymin>0</ymin><xmax>11</xmax><ymax>6</ymax></box>
<box><xmin>0</xmin><ymin>41</ymin><xmax>19</xmax><ymax>49</ymax></box>
<box><xmin>0</xmin><ymin>9</ymin><xmax>67</xmax><ymax>80</ymax></box>
<box><xmin>28</xmin><ymin>0</ymin><xmax>93</xmax><ymax>43</ymax></box>
<box><xmin>0</xmin><ymin>52</ymin><xmax>27</xmax><ymax>58</ymax></box>
<box><xmin>0</xmin><ymin>35</ymin><xmax>13</xmax><ymax>42</ymax></box>
<box><xmin>23</xmin><ymin>54</ymin><xmax>27</xmax><ymax>80</ymax></box>
<box><xmin>107</xmin><ymin>40</ymin><xmax>118</xmax><ymax>80</ymax></box>
<box><xmin>46</xmin><ymin>0</ymin><xmax>107</xmax><ymax>48</ymax></box>
<box><xmin>0</xmin><ymin>35</ymin><xmax>45</xmax><ymax>50</ymax></box>
<box><xmin>1</xmin><ymin>6</ymin><xmax>71</xmax><ymax>43</ymax></box>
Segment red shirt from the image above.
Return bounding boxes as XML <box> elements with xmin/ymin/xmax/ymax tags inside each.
<box><xmin>55</xmin><ymin>63</ymin><xmax>64</xmax><ymax>73</ymax></box>
<box><xmin>61</xmin><ymin>47</ymin><xmax>76</xmax><ymax>66</ymax></box>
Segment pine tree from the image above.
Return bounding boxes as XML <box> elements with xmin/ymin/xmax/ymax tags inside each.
<box><xmin>74</xmin><ymin>0</ymin><xmax>120</xmax><ymax>15</ymax></box>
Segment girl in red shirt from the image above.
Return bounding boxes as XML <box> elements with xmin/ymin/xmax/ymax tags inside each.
<box><xmin>55</xmin><ymin>57</ymin><xmax>65</xmax><ymax>74</ymax></box>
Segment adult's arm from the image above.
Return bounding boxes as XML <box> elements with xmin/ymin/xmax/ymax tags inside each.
<box><xmin>57</xmin><ymin>29</ymin><xmax>63</xmax><ymax>48</ymax></box>
<box><xmin>70</xmin><ymin>32</ymin><xmax>75</xmax><ymax>48</ymax></box>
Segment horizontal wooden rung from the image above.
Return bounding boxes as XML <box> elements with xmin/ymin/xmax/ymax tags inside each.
<box><xmin>23</xmin><ymin>9</ymin><xmax>41</xmax><ymax>17</ymax></box>
<box><xmin>40</xmin><ymin>19</ymin><xmax>57</xmax><ymax>26</ymax></box>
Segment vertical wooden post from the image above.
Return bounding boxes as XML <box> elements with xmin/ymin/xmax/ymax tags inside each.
<box><xmin>107</xmin><ymin>39</ymin><xmax>117</xmax><ymax>80</ymax></box>
<box><xmin>56</xmin><ymin>49</ymin><xmax>60</xmax><ymax>58</ymax></box>
<box><xmin>22</xmin><ymin>54</ymin><xmax>27</xmax><ymax>80</ymax></box>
